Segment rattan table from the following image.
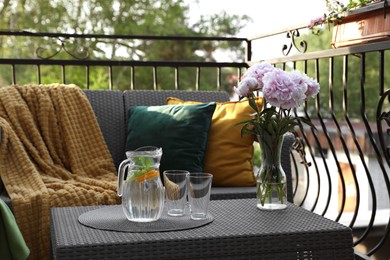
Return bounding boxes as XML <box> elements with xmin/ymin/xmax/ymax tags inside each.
<box><xmin>50</xmin><ymin>199</ymin><xmax>354</xmax><ymax>259</ymax></box>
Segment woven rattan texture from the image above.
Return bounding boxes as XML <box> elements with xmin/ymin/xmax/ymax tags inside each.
<box><xmin>123</xmin><ymin>90</ymin><xmax>230</xmax><ymax>108</ymax></box>
<box><xmin>78</xmin><ymin>205</ymin><xmax>213</xmax><ymax>232</ymax></box>
<box><xmin>210</xmin><ymin>186</ymin><xmax>256</xmax><ymax>200</ymax></box>
<box><xmin>51</xmin><ymin>199</ymin><xmax>354</xmax><ymax>260</ymax></box>
<box><xmin>84</xmin><ymin>90</ymin><xmax>126</xmax><ymax>169</ymax></box>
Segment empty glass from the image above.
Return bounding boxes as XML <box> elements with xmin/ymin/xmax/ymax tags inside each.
<box><xmin>187</xmin><ymin>173</ymin><xmax>213</xmax><ymax>220</ymax></box>
<box><xmin>163</xmin><ymin>170</ymin><xmax>189</xmax><ymax>216</ymax></box>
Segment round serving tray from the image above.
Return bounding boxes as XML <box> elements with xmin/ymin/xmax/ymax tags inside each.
<box><xmin>78</xmin><ymin>205</ymin><xmax>214</xmax><ymax>233</ymax></box>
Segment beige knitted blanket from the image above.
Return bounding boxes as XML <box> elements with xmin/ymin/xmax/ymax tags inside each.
<box><xmin>0</xmin><ymin>84</ymin><xmax>120</xmax><ymax>260</ymax></box>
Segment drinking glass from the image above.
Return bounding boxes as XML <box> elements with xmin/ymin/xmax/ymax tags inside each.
<box><xmin>187</xmin><ymin>173</ymin><xmax>213</xmax><ymax>220</ymax></box>
<box><xmin>163</xmin><ymin>170</ymin><xmax>189</xmax><ymax>216</ymax></box>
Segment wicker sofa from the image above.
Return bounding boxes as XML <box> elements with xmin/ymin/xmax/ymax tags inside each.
<box><xmin>0</xmin><ymin>89</ymin><xmax>295</xmax><ymax>209</ymax></box>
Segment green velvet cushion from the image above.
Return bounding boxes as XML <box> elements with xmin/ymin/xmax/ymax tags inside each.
<box><xmin>125</xmin><ymin>103</ymin><xmax>216</xmax><ymax>173</ymax></box>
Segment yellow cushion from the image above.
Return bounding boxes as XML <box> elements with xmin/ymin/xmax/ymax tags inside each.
<box><xmin>166</xmin><ymin>96</ymin><xmax>264</xmax><ymax>187</ymax></box>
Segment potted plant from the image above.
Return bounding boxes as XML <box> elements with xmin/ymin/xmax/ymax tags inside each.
<box><xmin>309</xmin><ymin>0</ymin><xmax>389</xmax><ymax>48</ymax></box>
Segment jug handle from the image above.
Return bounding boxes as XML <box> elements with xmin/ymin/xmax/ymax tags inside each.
<box><xmin>117</xmin><ymin>158</ymin><xmax>131</xmax><ymax>196</ymax></box>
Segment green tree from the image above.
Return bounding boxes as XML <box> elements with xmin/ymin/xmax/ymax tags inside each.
<box><xmin>0</xmin><ymin>0</ymin><xmax>250</xmax><ymax>91</ymax></box>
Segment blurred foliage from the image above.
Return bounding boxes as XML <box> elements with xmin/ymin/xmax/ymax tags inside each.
<box><xmin>1</xmin><ymin>1</ymin><xmax>387</xmax><ymax>120</ymax></box>
<box><xmin>290</xmin><ymin>26</ymin><xmax>390</xmax><ymax>121</ymax></box>
<box><xmin>0</xmin><ymin>0</ymin><xmax>251</xmax><ymax>91</ymax></box>
<box><xmin>253</xmin><ymin>142</ymin><xmax>261</xmax><ymax>168</ymax></box>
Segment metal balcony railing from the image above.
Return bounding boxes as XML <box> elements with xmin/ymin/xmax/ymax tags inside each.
<box><xmin>0</xmin><ymin>28</ymin><xmax>389</xmax><ymax>259</ymax></box>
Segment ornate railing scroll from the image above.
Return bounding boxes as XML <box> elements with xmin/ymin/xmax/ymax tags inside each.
<box><xmin>35</xmin><ymin>36</ymin><xmax>90</xmax><ymax>60</ymax></box>
<box><xmin>247</xmin><ymin>26</ymin><xmax>309</xmax><ymax>61</ymax></box>
<box><xmin>282</xmin><ymin>29</ymin><xmax>308</xmax><ymax>56</ymax></box>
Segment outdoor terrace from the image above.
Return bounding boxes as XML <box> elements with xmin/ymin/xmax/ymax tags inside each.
<box><xmin>0</xmin><ymin>23</ymin><xmax>389</xmax><ymax>259</ymax></box>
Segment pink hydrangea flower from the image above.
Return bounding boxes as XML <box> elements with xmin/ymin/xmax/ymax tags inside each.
<box><xmin>243</xmin><ymin>62</ymin><xmax>275</xmax><ymax>90</ymax></box>
<box><xmin>290</xmin><ymin>70</ymin><xmax>320</xmax><ymax>98</ymax></box>
<box><xmin>305</xmin><ymin>77</ymin><xmax>320</xmax><ymax>98</ymax></box>
<box><xmin>234</xmin><ymin>77</ymin><xmax>259</xmax><ymax>96</ymax></box>
<box><xmin>235</xmin><ymin>62</ymin><xmax>320</xmax><ymax>110</ymax></box>
<box><xmin>262</xmin><ymin>69</ymin><xmax>307</xmax><ymax>109</ymax></box>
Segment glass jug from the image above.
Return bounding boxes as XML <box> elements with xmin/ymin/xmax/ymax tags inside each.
<box><xmin>117</xmin><ymin>146</ymin><xmax>164</xmax><ymax>222</ymax></box>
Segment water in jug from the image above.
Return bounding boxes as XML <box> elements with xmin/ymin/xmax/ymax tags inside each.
<box><xmin>117</xmin><ymin>146</ymin><xmax>164</xmax><ymax>222</ymax></box>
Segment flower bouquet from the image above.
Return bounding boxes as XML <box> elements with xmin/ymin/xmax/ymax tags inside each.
<box><xmin>234</xmin><ymin>62</ymin><xmax>320</xmax><ymax>210</ymax></box>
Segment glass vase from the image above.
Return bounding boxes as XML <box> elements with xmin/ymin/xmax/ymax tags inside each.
<box><xmin>256</xmin><ymin>133</ymin><xmax>287</xmax><ymax>210</ymax></box>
